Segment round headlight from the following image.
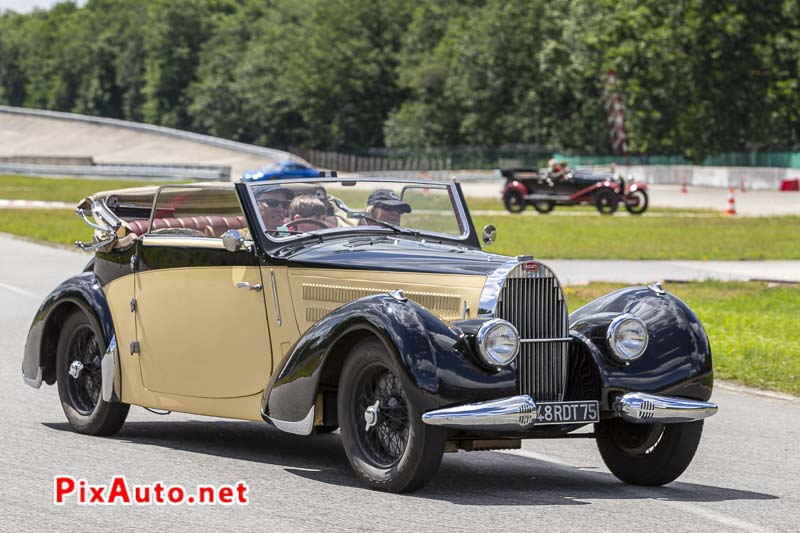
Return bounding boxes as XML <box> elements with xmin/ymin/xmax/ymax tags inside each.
<box><xmin>607</xmin><ymin>314</ymin><xmax>649</xmax><ymax>363</ymax></box>
<box><xmin>476</xmin><ymin>319</ymin><xmax>520</xmax><ymax>367</ymax></box>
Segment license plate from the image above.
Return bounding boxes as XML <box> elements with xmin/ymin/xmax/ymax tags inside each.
<box><xmin>536</xmin><ymin>400</ymin><xmax>599</xmax><ymax>425</ymax></box>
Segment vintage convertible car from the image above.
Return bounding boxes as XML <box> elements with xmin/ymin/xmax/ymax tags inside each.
<box><xmin>22</xmin><ymin>177</ymin><xmax>716</xmax><ymax>492</ymax></box>
<box><xmin>500</xmin><ymin>167</ymin><xmax>649</xmax><ymax>215</ymax></box>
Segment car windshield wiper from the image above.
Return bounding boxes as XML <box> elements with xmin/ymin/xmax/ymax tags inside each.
<box><xmin>346</xmin><ymin>212</ymin><xmax>420</xmax><ymax>237</ymax></box>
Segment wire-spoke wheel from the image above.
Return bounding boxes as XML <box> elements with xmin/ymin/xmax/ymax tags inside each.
<box><xmin>596</xmin><ymin>418</ymin><xmax>704</xmax><ymax>485</ymax></box>
<box><xmin>56</xmin><ymin>311</ymin><xmax>129</xmax><ymax>436</ymax></box>
<box><xmin>338</xmin><ymin>337</ymin><xmax>446</xmax><ymax>492</ymax></box>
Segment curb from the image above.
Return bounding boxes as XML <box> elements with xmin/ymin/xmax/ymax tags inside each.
<box><xmin>716</xmin><ymin>380</ymin><xmax>798</xmax><ymax>402</ymax></box>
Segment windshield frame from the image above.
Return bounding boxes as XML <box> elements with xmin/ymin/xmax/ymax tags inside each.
<box><xmin>242</xmin><ymin>177</ymin><xmax>476</xmax><ymax>251</ymax></box>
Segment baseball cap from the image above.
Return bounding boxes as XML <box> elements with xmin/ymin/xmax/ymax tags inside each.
<box><xmin>367</xmin><ymin>189</ymin><xmax>412</xmax><ymax>213</ymax></box>
<box><xmin>256</xmin><ymin>185</ymin><xmax>295</xmax><ymax>200</ymax></box>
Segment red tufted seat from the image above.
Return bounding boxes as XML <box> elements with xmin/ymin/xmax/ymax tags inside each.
<box><xmin>127</xmin><ymin>215</ymin><xmax>247</xmax><ymax>237</ymax></box>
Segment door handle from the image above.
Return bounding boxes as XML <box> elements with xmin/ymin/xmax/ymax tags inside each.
<box><xmin>236</xmin><ymin>282</ymin><xmax>263</xmax><ymax>292</ymax></box>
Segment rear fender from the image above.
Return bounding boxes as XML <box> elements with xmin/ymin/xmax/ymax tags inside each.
<box><xmin>22</xmin><ymin>272</ymin><xmax>116</xmax><ymax>388</ymax></box>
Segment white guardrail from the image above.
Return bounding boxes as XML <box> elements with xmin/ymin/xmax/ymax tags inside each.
<box><xmin>0</xmin><ymin>162</ymin><xmax>230</xmax><ymax>181</ymax></box>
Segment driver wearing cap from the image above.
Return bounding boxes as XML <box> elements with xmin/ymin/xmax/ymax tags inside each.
<box><xmin>366</xmin><ymin>189</ymin><xmax>412</xmax><ymax>226</ymax></box>
<box><xmin>255</xmin><ymin>185</ymin><xmax>294</xmax><ymax>231</ymax></box>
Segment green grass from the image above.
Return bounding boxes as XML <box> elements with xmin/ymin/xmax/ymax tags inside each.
<box><xmin>473</xmin><ymin>213</ymin><xmax>800</xmax><ymax>259</ymax></box>
<box><xmin>2</xmin><ymin>208</ymin><xmax>800</xmax><ymax>260</ymax></box>
<box><xmin>0</xmin><ymin>174</ymin><xmax>176</xmax><ymax>204</ymax></box>
<box><xmin>0</xmin><ymin>209</ymin><xmax>91</xmax><ymax>246</ymax></box>
<box><xmin>565</xmin><ymin>281</ymin><xmax>800</xmax><ymax>396</ymax></box>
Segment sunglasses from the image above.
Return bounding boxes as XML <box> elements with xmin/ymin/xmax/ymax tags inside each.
<box><xmin>260</xmin><ymin>198</ymin><xmax>292</xmax><ymax>209</ymax></box>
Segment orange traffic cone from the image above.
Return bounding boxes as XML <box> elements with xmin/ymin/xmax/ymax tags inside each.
<box><xmin>680</xmin><ymin>175</ymin><xmax>688</xmax><ymax>194</ymax></box>
<box><xmin>726</xmin><ymin>186</ymin><xmax>737</xmax><ymax>215</ymax></box>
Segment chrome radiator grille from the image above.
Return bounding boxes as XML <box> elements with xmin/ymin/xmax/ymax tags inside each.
<box><xmin>495</xmin><ymin>263</ymin><xmax>569</xmax><ymax>402</ymax></box>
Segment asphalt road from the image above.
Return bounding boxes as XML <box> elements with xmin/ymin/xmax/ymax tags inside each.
<box><xmin>2</xmin><ymin>235</ymin><xmax>798</xmax><ymax>532</ymax></box>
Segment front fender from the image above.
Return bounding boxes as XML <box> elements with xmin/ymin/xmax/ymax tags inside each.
<box><xmin>22</xmin><ymin>271</ymin><xmax>116</xmax><ymax>387</ymax></box>
<box><xmin>503</xmin><ymin>180</ymin><xmax>529</xmax><ymax>196</ymax></box>
<box><xmin>569</xmin><ymin>286</ymin><xmax>713</xmax><ymax>406</ymax></box>
<box><xmin>262</xmin><ymin>294</ymin><xmax>515</xmax><ymax>426</ymax></box>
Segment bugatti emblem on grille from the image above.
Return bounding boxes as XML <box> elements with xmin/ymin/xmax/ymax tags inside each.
<box><xmin>521</xmin><ymin>262</ymin><xmax>539</xmax><ymax>271</ymax></box>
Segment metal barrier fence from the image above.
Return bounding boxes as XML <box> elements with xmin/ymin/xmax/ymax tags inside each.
<box><xmin>293</xmin><ymin>144</ymin><xmax>552</xmax><ymax>172</ymax></box>
<box><xmin>556</xmin><ymin>152</ymin><xmax>800</xmax><ymax>169</ymax></box>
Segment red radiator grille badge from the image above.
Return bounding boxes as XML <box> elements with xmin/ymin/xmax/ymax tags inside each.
<box><xmin>521</xmin><ymin>262</ymin><xmax>539</xmax><ymax>272</ymax></box>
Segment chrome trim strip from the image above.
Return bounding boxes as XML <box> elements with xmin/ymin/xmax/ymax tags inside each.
<box><xmin>477</xmin><ymin>259</ymin><xmax>521</xmax><ymax>317</ymax></box>
<box><xmin>265</xmin><ymin>406</ymin><xmax>315</xmax><ymax>435</ymax></box>
<box><xmin>520</xmin><ymin>337</ymin><xmax>573</xmax><ymax>344</ymax></box>
<box><xmin>140</xmin><ymin>235</ymin><xmax>228</xmax><ymax>249</ymax></box>
<box><xmin>615</xmin><ymin>392</ymin><xmax>718</xmax><ymax>423</ymax></box>
<box><xmin>422</xmin><ymin>395</ymin><xmax>537</xmax><ymax>431</ymax></box>
<box><xmin>101</xmin><ymin>335</ymin><xmax>121</xmax><ymax>403</ymax></box>
<box><xmin>22</xmin><ymin>366</ymin><xmax>43</xmax><ymax>389</ymax></box>
<box><xmin>270</xmin><ymin>270</ymin><xmax>281</xmax><ymax>326</ymax></box>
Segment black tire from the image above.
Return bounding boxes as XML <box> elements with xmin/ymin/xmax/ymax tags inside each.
<box><xmin>502</xmin><ymin>189</ymin><xmax>526</xmax><ymax>213</ymax></box>
<box><xmin>56</xmin><ymin>311</ymin><xmax>129</xmax><ymax>436</ymax></box>
<box><xmin>624</xmin><ymin>189</ymin><xmax>649</xmax><ymax>215</ymax></box>
<box><xmin>532</xmin><ymin>200</ymin><xmax>555</xmax><ymax>214</ymax></box>
<box><xmin>337</xmin><ymin>337</ymin><xmax>446</xmax><ymax>492</ymax></box>
<box><xmin>595</xmin><ymin>188</ymin><xmax>619</xmax><ymax>215</ymax></box>
<box><xmin>596</xmin><ymin>419</ymin><xmax>704</xmax><ymax>485</ymax></box>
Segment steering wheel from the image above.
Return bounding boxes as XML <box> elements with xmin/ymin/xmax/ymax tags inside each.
<box><xmin>286</xmin><ymin>218</ymin><xmax>329</xmax><ymax>232</ymax></box>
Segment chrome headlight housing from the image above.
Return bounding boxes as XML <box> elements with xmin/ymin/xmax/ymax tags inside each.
<box><xmin>606</xmin><ymin>314</ymin><xmax>649</xmax><ymax>363</ymax></box>
<box><xmin>476</xmin><ymin>319</ymin><xmax>520</xmax><ymax>367</ymax></box>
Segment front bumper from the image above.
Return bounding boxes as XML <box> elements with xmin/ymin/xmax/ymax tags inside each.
<box><xmin>614</xmin><ymin>392</ymin><xmax>718</xmax><ymax>423</ymax></box>
<box><xmin>421</xmin><ymin>395</ymin><xmax>537</xmax><ymax>431</ymax></box>
<box><xmin>421</xmin><ymin>393</ymin><xmax>718</xmax><ymax>431</ymax></box>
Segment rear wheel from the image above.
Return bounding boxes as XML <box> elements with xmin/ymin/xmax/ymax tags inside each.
<box><xmin>596</xmin><ymin>418</ymin><xmax>704</xmax><ymax>485</ymax></box>
<box><xmin>532</xmin><ymin>200</ymin><xmax>555</xmax><ymax>214</ymax></box>
<box><xmin>338</xmin><ymin>338</ymin><xmax>446</xmax><ymax>492</ymax></box>
<box><xmin>56</xmin><ymin>311</ymin><xmax>129</xmax><ymax>436</ymax></box>
<box><xmin>624</xmin><ymin>189</ymin><xmax>649</xmax><ymax>215</ymax></box>
<box><xmin>595</xmin><ymin>188</ymin><xmax>619</xmax><ymax>215</ymax></box>
<box><xmin>502</xmin><ymin>190</ymin><xmax>526</xmax><ymax>213</ymax></box>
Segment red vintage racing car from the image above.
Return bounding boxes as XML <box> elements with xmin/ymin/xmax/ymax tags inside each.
<box><xmin>500</xmin><ymin>167</ymin><xmax>649</xmax><ymax>215</ymax></box>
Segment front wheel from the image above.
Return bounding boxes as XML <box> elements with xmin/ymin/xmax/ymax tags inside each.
<box><xmin>56</xmin><ymin>311</ymin><xmax>129</xmax><ymax>436</ymax></box>
<box><xmin>596</xmin><ymin>419</ymin><xmax>704</xmax><ymax>485</ymax></box>
<box><xmin>624</xmin><ymin>189</ymin><xmax>649</xmax><ymax>215</ymax></box>
<box><xmin>502</xmin><ymin>189</ymin><xmax>526</xmax><ymax>213</ymax></box>
<box><xmin>337</xmin><ymin>338</ymin><xmax>446</xmax><ymax>492</ymax></box>
<box><xmin>595</xmin><ymin>188</ymin><xmax>619</xmax><ymax>215</ymax></box>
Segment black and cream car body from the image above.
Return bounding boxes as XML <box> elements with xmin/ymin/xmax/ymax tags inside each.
<box><xmin>22</xmin><ymin>177</ymin><xmax>717</xmax><ymax>492</ymax></box>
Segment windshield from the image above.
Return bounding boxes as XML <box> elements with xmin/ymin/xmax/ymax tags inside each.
<box><xmin>246</xmin><ymin>179</ymin><xmax>467</xmax><ymax>241</ymax></box>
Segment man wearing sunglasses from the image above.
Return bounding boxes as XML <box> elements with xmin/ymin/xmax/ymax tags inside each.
<box><xmin>256</xmin><ymin>186</ymin><xmax>294</xmax><ymax>231</ymax></box>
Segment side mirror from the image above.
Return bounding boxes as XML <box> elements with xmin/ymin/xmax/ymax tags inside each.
<box><xmin>222</xmin><ymin>229</ymin><xmax>246</xmax><ymax>252</ymax></box>
<box><xmin>482</xmin><ymin>224</ymin><xmax>496</xmax><ymax>246</ymax></box>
